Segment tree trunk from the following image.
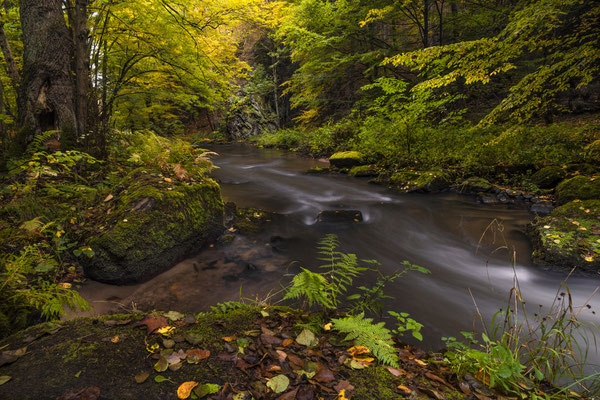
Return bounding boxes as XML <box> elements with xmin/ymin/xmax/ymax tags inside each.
<box><xmin>19</xmin><ymin>0</ymin><xmax>77</xmax><ymax>150</ymax></box>
<box><xmin>423</xmin><ymin>0</ymin><xmax>429</xmax><ymax>48</ymax></box>
<box><xmin>72</xmin><ymin>0</ymin><xmax>91</xmax><ymax>138</ymax></box>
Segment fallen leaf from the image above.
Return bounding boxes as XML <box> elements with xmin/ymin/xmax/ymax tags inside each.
<box><xmin>314</xmin><ymin>366</ymin><xmax>335</xmax><ymax>383</ymax></box>
<box><xmin>282</xmin><ymin>338</ymin><xmax>294</xmax><ymax>347</ymax></box>
<box><xmin>135</xmin><ymin>371</ymin><xmax>149</xmax><ymax>384</ymax></box>
<box><xmin>386</xmin><ymin>367</ymin><xmax>407</xmax><ymax>377</ymax></box>
<box><xmin>268</xmin><ymin>365</ymin><xmax>282</xmax><ymax>372</ymax></box>
<box><xmin>222</xmin><ymin>336</ymin><xmax>237</xmax><ymax>342</ymax></box>
<box><xmin>267</xmin><ymin>375</ymin><xmax>290</xmax><ymax>394</ymax></box>
<box><xmin>397</xmin><ymin>385</ymin><xmax>412</xmax><ymax>394</ymax></box>
<box><xmin>413</xmin><ymin>359</ymin><xmax>427</xmax><ymax>366</ymax></box>
<box><xmin>154</xmin><ymin>375</ymin><xmax>173</xmax><ymax>383</ymax></box>
<box><xmin>154</xmin><ymin>357</ymin><xmax>169</xmax><ymax>372</ymax></box>
<box><xmin>261</xmin><ymin>334</ymin><xmax>282</xmax><ymax>346</ymax></box>
<box><xmin>186</xmin><ymin>349</ymin><xmax>210</xmax><ymax>360</ymax></box>
<box><xmin>103</xmin><ymin>194</ymin><xmax>114</xmax><ymax>202</ymax></box>
<box><xmin>103</xmin><ymin>319</ymin><xmax>132</xmax><ymax>327</ymax></box>
<box><xmin>193</xmin><ymin>383</ymin><xmax>221</xmax><ymax>398</ymax></box>
<box><xmin>347</xmin><ymin>346</ymin><xmax>370</xmax><ymax>356</ymax></box>
<box><xmin>334</xmin><ymin>380</ymin><xmax>355</xmax><ymax>394</ymax></box>
<box><xmin>177</xmin><ymin>381</ymin><xmax>199</xmax><ymax>399</ymax></box>
<box><xmin>296</xmin><ymin>328</ymin><xmax>317</xmax><ymax>347</ymax></box>
<box><xmin>275</xmin><ymin>350</ymin><xmax>287</xmax><ymax>363</ymax></box>
<box><xmin>164</xmin><ymin>177</ymin><xmax>172</xmax><ymax>183</ymax></box>
<box><xmin>136</xmin><ymin>315</ymin><xmax>169</xmax><ymax>335</ymax></box>
<box><xmin>0</xmin><ymin>376</ymin><xmax>10</xmax><ymax>385</ymax></box>
<box><xmin>234</xmin><ymin>391</ymin><xmax>255</xmax><ymax>400</ymax></box>
<box><xmin>163</xmin><ymin>339</ymin><xmax>175</xmax><ymax>349</ymax></box>
<box><xmin>584</xmin><ymin>256</ymin><xmax>594</xmax><ymax>262</ymax></box>
<box><xmin>185</xmin><ymin>332</ymin><xmax>203</xmax><ymax>345</ymax></box>
<box><xmin>156</xmin><ymin>326</ymin><xmax>175</xmax><ymax>336</ymax></box>
<box><xmin>336</xmin><ymin>389</ymin><xmax>349</xmax><ymax>400</ymax></box>
<box><xmin>164</xmin><ymin>311</ymin><xmax>185</xmax><ymax>321</ymax></box>
<box><xmin>324</xmin><ymin>322</ymin><xmax>333</xmax><ymax>331</ymax></box>
<box><xmin>174</xmin><ymin>164</ymin><xmax>188</xmax><ymax>180</ymax></box>
<box><xmin>0</xmin><ymin>347</ymin><xmax>27</xmax><ymax>367</ymax></box>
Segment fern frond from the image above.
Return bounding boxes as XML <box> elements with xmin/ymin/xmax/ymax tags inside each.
<box><xmin>332</xmin><ymin>313</ymin><xmax>399</xmax><ymax>367</ymax></box>
<box><xmin>283</xmin><ymin>268</ymin><xmax>334</xmax><ymax>309</ymax></box>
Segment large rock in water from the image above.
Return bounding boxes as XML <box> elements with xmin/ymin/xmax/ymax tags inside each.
<box><xmin>530</xmin><ymin>166</ymin><xmax>566</xmax><ymax>189</ymax></box>
<box><xmin>80</xmin><ymin>174</ymin><xmax>223</xmax><ymax>284</ymax></box>
<box><xmin>527</xmin><ymin>200</ymin><xmax>600</xmax><ymax>270</ymax></box>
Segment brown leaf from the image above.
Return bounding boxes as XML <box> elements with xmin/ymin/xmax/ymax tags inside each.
<box><xmin>218</xmin><ymin>353</ymin><xmax>237</xmax><ymax>362</ymax></box>
<box><xmin>185</xmin><ymin>349</ymin><xmax>210</xmax><ymax>360</ymax></box>
<box><xmin>261</xmin><ymin>334</ymin><xmax>282</xmax><ymax>346</ymax></box>
<box><xmin>277</xmin><ymin>387</ymin><xmax>299</xmax><ymax>400</ymax></box>
<box><xmin>56</xmin><ymin>386</ymin><xmax>100</xmax><ymax>400</ymax></box>
<box><xmin>103</xmin><ymin>194</ymin><xmax>114</xmax><ymax>202</ymax></box>
<box><xmin>221</xmin><ymin>335</ymin><xmax>237</xmax><ymax>342</ymax></box>
<box><xmin>397</xmin><ymin>385</ymin><xmax>412</xmax><ymax>395</ymax></box>
<box><xmin>386</xmin><ymin>367</ymin><xmax>407</xmax><ymax>377</ymax></box>
<box><xmin>282</xmin><ymin>338</ymin><xmax>294</xmax><ymax>347</ymax></box>
<box><xmin>135</xmin><ymin>315</ymin><xmax>168</xmax><ymax>335</ymax></box>
<box><xmin>134</xmin><ymin>371</ymin><xmax>149</xmax><ymax>384</ymax></box>
<box><xmin>314</xmin><ymin>366</ymin><xmax>335</xmax><ymax>383</ymax></box>
<box><xmin>459</xmin><ymin>381</ymin><xmax>472</xmax><ymax>395</ymax></box>
<box><xmin>287</xmin><ymin>353</ymin><xmax>305</xmax><ymax>369</ymax></box>
<box><xmin>334</xmin><ymin>380</ymin><xmax>355</xmax><ymax>394</ymax></box>
<box><xmin>275</xmin><ymin>350</ymin><xmax>287</xmax><ymax>363</ymax></box>
<box><xmin>425</xmin><ymin>372</ymin><xmax>452</xmax><ymax>388</ymax></box>
<box><xmin>474</xmin><ymin>394</ymin><xmax>493</xmax><ymax>400</ymax></box>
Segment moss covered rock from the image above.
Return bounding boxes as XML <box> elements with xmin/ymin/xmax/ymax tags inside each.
<box><xmin>528</xmin><ymin>200</ymin><xmax>600</xmax><ymax>270</ymax></box>
<box><xmin>530</xmin><ymin>166</ymin><xmax>566</xmax><ymax>189</ymax></box>
<box><xmin>80</xmin><ymin>174</ymin><xmax>224</xmax><ymax>284</ymax></box>
<box><xmin>329</xmin><ymin>151</ymin><xmax>365</xmax><ymax>168</ymax></box>
<box><xmin>349</xmin><ymin>165</ymin><xmax>378</xmax><ymax>177</ymax></box>
<box><xmin>390</xmin><ymin>170</ymin><xmax>450</xmax><ymax>193</ymax></box>
<box><xmin>458</xmin><ymin>177</ymin><xmax>493</xmax><ymax>193</ymax></box>
<box><xmin>555</xmin><ymin>175</ymin><xmax>600</xmax><ymax>205</ymax></box>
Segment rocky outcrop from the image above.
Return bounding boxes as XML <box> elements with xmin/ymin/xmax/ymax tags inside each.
<box><xmin>225</xmin><ymin>96</ymin><xmax>277</xmax><ymax>139</ymax></box>
<box><xmin>528</xmin><ymin>200</ymin><xmax>600</xmax><ymax>270</ymax></box>
<box><xmin>80</xmin><ymin>171</ymin><xmax>224</xmax><ymax>284</ymax></box>
<box><xmin>390</xmin><ymin>170</ymin><xmax>450</xmax><ymax>193</ymax></box>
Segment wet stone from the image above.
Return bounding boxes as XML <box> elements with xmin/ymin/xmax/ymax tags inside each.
<box><xmin>317</xmin><ymin>210</ymin><xmax>363</xmax><ymax>223</ymax></box>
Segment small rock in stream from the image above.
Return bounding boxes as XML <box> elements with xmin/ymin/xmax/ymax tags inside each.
<box><xmin>317</xmin><ymin>210</ymin><xmax>363</xmax><ymax>223</ymax></box>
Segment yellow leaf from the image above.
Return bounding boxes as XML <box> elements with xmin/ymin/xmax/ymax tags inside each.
<box><xmin>347</xmin><ymin>346</ymin><xmax>370</xmax><ymax>356</ymax></box>
<box><xmin>337</xmin><ymin>389</ymin><xmax>349</xmax><ymax>400</ymax></box>
<box><xmin>221</xmin><ymin>336</ymin><xmax>236</xmax><ymax>342</ymax></box>
<box><xmin>177</xmin><ymin>381</ymin><xmax>198</xmax><ymax>399</ymax></box>
<box><xmin>323</xmin><ymin>322</ymin><xmax>333</xmax><ymax>331</ymax></box>
<box><xmin>413</xmin><ymin>359</ymin><xmax>427</xmax><ymax>366</ymax></box>
<box><xmin>58</xmin><ymin>282</ymin><xmax>72</xmax><ymax>289</ymax></box>
<box><xmin>572</xmin><ymin>221</ymin><xmax>580</xmax><ymax>226</ymax></box>
<box><xmin>156</xmin><ymin>326</ymin><xmax>175</xmax><ymax>335</ymax></box>
<box><xmin>584</xmin><ymin>256</ymin><xmax>594</xmax><ymax>262</ymax></box>
<box><xmin>164</xmin><ymin>177</ymin><xmax>172</xmax><ymax>183</ymax></box>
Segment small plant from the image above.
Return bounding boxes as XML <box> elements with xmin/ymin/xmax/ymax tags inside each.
<box><xmin>388</xmin><ymin>311</ymin><xmax>424</xmax><ymax>341</ymax></box>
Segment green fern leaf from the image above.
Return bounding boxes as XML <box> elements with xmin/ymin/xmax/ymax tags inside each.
<box><xmin>332</xmin><ymin>313</ymin><xmax>399</xmax><ymax>367</ymax></box>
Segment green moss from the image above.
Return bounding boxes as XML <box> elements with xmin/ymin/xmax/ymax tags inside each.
<box><xmin>81</xmin><ymin>177</ymin><xmax>224</xmax><ymax>283</ymax></box>
<box><xmin>528</xmin><ymin>200</ymin><xmax>600</xmax><ymax>269</ymax></box>
<box><xmin>459</xmin><ymin>176</ymin><xmax>493</xmax><ymax>193</ymax></box>
<box><xmin>349</xmin><ymin>165</ymin><xmax>378</xmax><ymax>177</ymax></box>
<box><xmin>585</xmin><ymin>139</ymin><xmax>600</xmax><ymax>164</ymax></box>
<box><xmin>347</xmin><ymin>366</ymin><xmax>404</xmax><ymax>399</ymax></box>
<box><xmin>555</xmin><ymin>175</ymin><xmax>600</xmax><ymax>205</ymax></box>
<box><xmin>329</xmin><ymin>151</ymin><xmax>365</xmax><ymax>168</ymax></box>
<box><xmin>390</xmin><ymin>170</ymin><xmax>449</xmax><ymax>193</ymax></box>
<box><xmin>530</xmin><ymin>166</ymin><xmax>566</xmax><ymax>189</ymax></box>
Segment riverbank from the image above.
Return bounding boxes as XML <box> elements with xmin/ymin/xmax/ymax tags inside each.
<box><xmin>0</xmin><ymin>305</ymin><xmax>587</xmax><ymax>399</ymax></box>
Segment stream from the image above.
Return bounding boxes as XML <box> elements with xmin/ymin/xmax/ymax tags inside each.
<box><xmin>77</xmin><ymin>143</ymin><xmax>600</xmax><ymax>363</ymax></box>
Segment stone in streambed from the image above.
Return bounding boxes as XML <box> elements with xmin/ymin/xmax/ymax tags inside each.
<box><xmin>458</xmin><ymin>177</ymin><xmax>493</xmax><ymax>193</ymax></box>
<box><xmin>317</xmin><ymin>210</ymin><xmax>363</xmax><ymax>223</ymax></box>
<box><xmin>349</xmin><ymin>165</ymin><xmax>378</xmax><ymax>177</ymax></box>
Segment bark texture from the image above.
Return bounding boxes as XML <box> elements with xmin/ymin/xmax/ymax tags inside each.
<box><xmin>19</xmin><ymin>0</ymin><xmax>77</xmax><ymax>148</ymax></box>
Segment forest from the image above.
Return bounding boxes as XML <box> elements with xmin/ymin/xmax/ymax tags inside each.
<box><xmin>0</xmin><ymin>0</ymin><xmax>599</xmax><ymax>399</ymax></box>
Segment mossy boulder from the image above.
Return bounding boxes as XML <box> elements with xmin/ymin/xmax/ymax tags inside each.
<box><xmin>329</xmin><ymin>151</ymin><xmax>365</xmax><ymax>168</ymax></box>
<box><xmin>555</xmin><ymin>175</ymin><xmax>600</xmax><ymax>205</ymax></box>
<box><xmin>349</xmin><ymin>165</ymin><xmax>378</xmax><ymax>177</ymax></box>
<box><xmin>527</xmin><ymin>200</ymin><xmax>600</xmax><ymax>270</ymax></box>
<box><xmin>530</xmin><ymin>166</ymin><xmax>566</xmax><ymax>189</ymax></box>
<box><xmin>458</xmin><ymin>177</ymin><xmax>493</xmax><ymax>193</ymax></box>
<box><xmin>585</xmin><ymin>139</ymin><xmax>600</xmax><ymax>164</ymax></box>
<box><xmin>390</xmin><ymin>170</ymin><xmax>450</xmax><ymax>193</ymax></box>
<box><xmin>80</xmin><ymin>175</ymin><xmax>224</xmax><ymax>284</ymax></box>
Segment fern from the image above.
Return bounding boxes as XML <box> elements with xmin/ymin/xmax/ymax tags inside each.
<box><xmin>283</xmin><ymin>268</ymin><xmax>333</xmax><ymax>309</ymax></box>
<box><xmin>317</xmin><ymin>234</ymin><xmax>366</xmax><ymax>306</ymax></box>
<box><xmin>332</xmin><ymin>313</ymin><xmax>400</xmax><ymax>367</ymax></box>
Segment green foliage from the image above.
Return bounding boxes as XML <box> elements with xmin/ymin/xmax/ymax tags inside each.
<box><xmin>210</xmin><ymin>301</ymin><xmax>249</xmax><ymax>314</ymax></box>
<box><xmin>331</xmin><ymin>313</ymin><xmax>399</xmax><ymax>368</ymax></box>
<box><xmin>283</xmin><ymin>267</ymin><xmax>334</xmax><ymax>309</ymax></box>
<box><xmin>388</xmin><ymin>311</ymin><xmax>424</xmax><ymax>341</ymax></box>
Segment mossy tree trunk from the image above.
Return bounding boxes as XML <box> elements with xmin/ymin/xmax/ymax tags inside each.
<box><xmin>18</xmin><ymin>0</ymin><xmax>78</xmax><ymax>150</ymax></box>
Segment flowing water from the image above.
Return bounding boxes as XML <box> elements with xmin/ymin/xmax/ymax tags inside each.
<box><xmin>77</xmin><ymin>143</ymin><xmax>600</xmax><ymax>363</ymax></box>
